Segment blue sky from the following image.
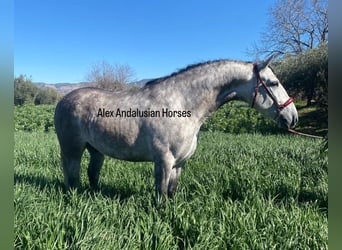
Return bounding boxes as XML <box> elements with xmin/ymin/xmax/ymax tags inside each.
<box><xmin>15</xmin><ymin>0</ymin><xmax>275</xmax><ymax>83</ymax></box>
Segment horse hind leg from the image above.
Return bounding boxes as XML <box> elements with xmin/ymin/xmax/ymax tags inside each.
<box><xmin>61</xmin><ymin>148</ymin><xmax>84</xmax><ymax>189</ymax></box>
<box><xmin>86</xmin><ymin>144</ymin><xmax>104</xmax><ymax>189</ymax></box>
<box><xmin>57</xmin><ymin>133</ymin><xmax>87</xmax><ymax>189</ymax></box>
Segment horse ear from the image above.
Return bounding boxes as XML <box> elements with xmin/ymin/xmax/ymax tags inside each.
<box><xmin>257</xmin><ymin>52</ymin><xmax>279</xmax><ymax>70</ymax></box>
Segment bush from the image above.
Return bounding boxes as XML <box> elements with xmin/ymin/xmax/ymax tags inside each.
<box><xmin>273</xmin><ymin>42</ymin><xmax>328</xmax><ymax>107</ymax></box>
<box><xmin>14</xmin><ymin>101</ymin><xmax>281</xmax><ymax>134</ymax></box>
<box><xmin>14</xmin><ymin>105</ymin><xmax>55</xmax><ymax>132</ymax></box>
<box><xmin>15</xmin><ymin>102</ymin><xmax>282</xmax><ymax>135</ymax></box>
<box><xmin>201</xmin><ymin>101</ymin><xmax>281</xmax><ymax>134</ymax></box>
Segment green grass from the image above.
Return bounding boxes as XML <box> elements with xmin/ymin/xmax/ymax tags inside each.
<box><xmin>14</xmin><ymin>131</ymin><xmax>327</xmax><ymax>249</ymax></box>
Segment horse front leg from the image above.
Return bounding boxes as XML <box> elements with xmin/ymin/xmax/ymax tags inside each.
<box><xmin>154</xmin><ymin>156</ymin><xmax>175</xmax><ymax>202</ymax></box>
<box><xmin>167</xmin><ymin>162</ymin><xmax>184</xmax><ymax>197</ymax></box>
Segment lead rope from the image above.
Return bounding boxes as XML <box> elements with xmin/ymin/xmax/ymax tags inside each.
<box><xmin>287</xmin><ymin>128</ymin><xmax>324</xmax><ymax>139</ymax></box>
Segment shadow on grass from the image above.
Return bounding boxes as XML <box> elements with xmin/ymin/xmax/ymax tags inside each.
<box><xmin>14</xmin><ymin>173</ymin><xmax>139</xmax><ymax>202</ymax></box>
<box><xmin>15</xmin><ymin>173</ymin><xmax>327</xmax><ymax>214</ymax></box>
<box><xmin>296</xmin><ymin>105</ymin><xmax>328</xmax><ymax>137</ymax></box>
<box><xmin>14</xmin><ymin>173</ymin><xmax>65</xmax><ymax>191</ymax></box>
<box><xmin>223</xmin><ymin>179</ymin><xmax>327</xmax><ymax>214</ymax></box>
<box><xmin>270</xmin><ymin>184</ymin><xmax>327</xmax><ymax>213</ymax></box>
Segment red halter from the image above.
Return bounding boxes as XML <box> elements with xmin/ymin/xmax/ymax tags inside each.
<box><xmin>251</xmin><ymin>63</ymin><xmax>294</xmax><ymax>111</ymax></box>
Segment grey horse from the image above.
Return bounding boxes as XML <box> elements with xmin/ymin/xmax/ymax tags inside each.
<box><xmin>54</xmin><ymin>54</ymin><xmax>298</xmax><ymax>198</ymax></box>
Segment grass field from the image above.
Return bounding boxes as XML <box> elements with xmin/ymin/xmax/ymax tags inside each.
<box><xmin>14</xmin><ymin>131</ymin><xmax>327</xmax><ymax>249</ymax></box>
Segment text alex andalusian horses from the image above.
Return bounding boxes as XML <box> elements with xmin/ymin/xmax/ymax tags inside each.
<box><xmin>54</xmin><ymin>54</ymin><xmax>298</xmax><ymax>199</ymax></box>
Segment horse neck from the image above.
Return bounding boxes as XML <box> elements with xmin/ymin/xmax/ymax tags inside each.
<box><xmin>158</xmin><ymin>61</ymin><xmax>253</xmax><ymax>123</ymax></box>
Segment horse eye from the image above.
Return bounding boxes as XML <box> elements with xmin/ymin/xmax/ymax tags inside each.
<box><xmin>270</xmin><ymin>81</ymin><xmax>279</xmax><ymax>86</ymax></box>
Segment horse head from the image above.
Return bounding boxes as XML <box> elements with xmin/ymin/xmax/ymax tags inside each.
<box><xmin>248</xmin><ymin>54</ymin><xmax>298</xmax><ymax>129</ymax></box>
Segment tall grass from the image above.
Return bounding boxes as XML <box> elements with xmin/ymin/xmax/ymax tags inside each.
<box><xmin>14</xmin><ymin>131</ymin><xmax>327</xmax><ymax>249</ymax></box>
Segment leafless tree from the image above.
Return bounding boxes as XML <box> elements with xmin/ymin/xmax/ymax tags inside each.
<box><xmin>247</xmin><ymin>0</ymin><xmax>328</xmax><ymax>57</ymax></box>
<box><xmin>86</xmin><ymin>61</ymin><xmax>136</xmax><ymax>91</ymax></box>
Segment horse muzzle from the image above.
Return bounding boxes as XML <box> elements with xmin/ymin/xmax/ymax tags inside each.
<box><xmin>277</xmin><ymin>111</ymin><xmax>298</xmax><ymax>129</ymax></box>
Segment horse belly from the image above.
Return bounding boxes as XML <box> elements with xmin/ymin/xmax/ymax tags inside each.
<box><xmin>102</xmin><ymin>143</ymin><xmax>153</xmax><ymax>162</ymax></box>
<box><xmin>86</xmin><ymin>127</ymin><xmax>153</xmax><ymax>162</ymax></box>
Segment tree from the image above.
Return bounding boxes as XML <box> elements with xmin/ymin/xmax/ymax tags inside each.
<box><xmin>86</xmin><ymin>61</ymin><xmax>136</xmax><ymax>91</ymax></box>
<box><xmin>34</xmin><ymin>88</ymin><xmax>59</xmax><ymax>105</ymax></box>
<box><xmin>248</xmin><ymin>0</ymin><xmax>328</xmax><ymax>57</ymax></box>
<box><xmin>14</xmin><ymin>75</ymin><xmax>61</xmax><ymax>105</ymax></box>
<box><xmin>273</xmin><ymin>42</ymin><xmax>327</xmax><ymax>106</ymax></box>
<box><xmin>14</xmin><ymin>75</ymin><xmax>39</xmax><ymax>105</ymax></box>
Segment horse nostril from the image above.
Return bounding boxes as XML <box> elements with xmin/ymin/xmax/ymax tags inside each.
<box><xmin>291</xmin><ymin>115</ymin><xmax>298</xmax><ymax>128</ymax></box>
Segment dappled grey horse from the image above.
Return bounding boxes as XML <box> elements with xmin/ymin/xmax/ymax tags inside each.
<box><xmin>54</xmin><ymin>54</ymin><xmax>298</xmax><ymax>198</ymax></box>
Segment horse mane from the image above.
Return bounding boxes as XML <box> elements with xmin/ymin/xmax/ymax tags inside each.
<box><xmin>145</xmin><ymin>59</ymin><xmax>250</xmax><ymax>86</ymax></box>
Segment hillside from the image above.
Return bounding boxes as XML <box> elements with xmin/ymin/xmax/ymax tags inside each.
<box><xmin>34</xmin><ymin>82</ymin><xmax>90</xmax><ymax>95</ymax></box>
<box><xmin>34</xmin><ymin>79</ymin><xmax>152</xmax><ymax>95</ymax></box>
